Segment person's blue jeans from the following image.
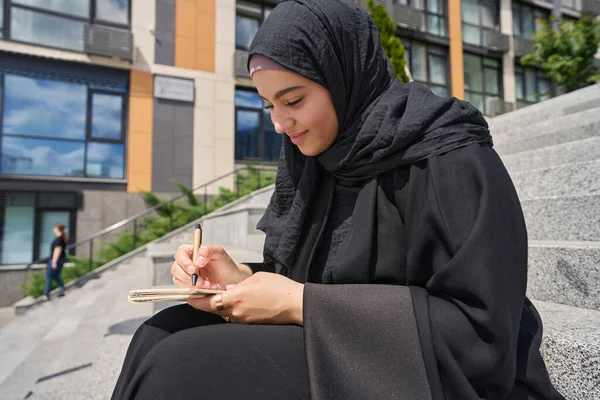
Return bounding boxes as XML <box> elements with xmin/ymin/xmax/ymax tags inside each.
<box><xmin>44</xmin><ymin>257</ymin><xmax>66</xmax><ymax>297</ymax></box>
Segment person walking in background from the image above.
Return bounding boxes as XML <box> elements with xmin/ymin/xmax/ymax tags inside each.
<box><xmin>43</xmin><ymin>223</ymin><xmax>68</xmax><ymax>301</ymax></box>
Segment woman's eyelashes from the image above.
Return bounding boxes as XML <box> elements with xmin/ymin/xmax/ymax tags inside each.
<box><xmin>263</xmin><ymin>97</ymin><xmax>304</xmax><ymax>110</ymax></box>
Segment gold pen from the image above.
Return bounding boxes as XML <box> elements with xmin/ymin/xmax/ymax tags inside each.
<box><xmin>191</xmin><ymin>224</ymin><xmax>202</xmax><ymax>287</ymax></box>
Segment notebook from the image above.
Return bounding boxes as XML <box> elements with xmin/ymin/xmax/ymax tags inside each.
<box><xmin>128</xmin><ymin>287</ymin><xmax>224</xmax><ymax>303</ymax></box>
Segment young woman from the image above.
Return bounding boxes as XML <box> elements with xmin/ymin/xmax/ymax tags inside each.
<box><xmin>112</xmin><ymin>1</ymin><xmax>563</xmax><ymax>399</ymax></box>
<box><xmin>43</xmin><ymin>222</ymin><xmax>68</xmax><ymax>300</ymax></box>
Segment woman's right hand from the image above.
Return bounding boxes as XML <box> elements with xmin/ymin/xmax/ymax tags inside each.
<box><xmin>171</xmin><ymin>245</ymin><xmax>252</xmax><ymax>290</ymax></box>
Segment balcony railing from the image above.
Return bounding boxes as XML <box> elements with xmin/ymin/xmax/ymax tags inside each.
<box><xmin>582</xmin><ymin>0</ymin><xmax>600</xmax><ymax>14</ymax></box>
<box><xmin>393</xmin><ymin>3</ymin><xmax>425</xmax><ymax>31</ymax></box>
<box><xmin>235</xmin><ymin>50</ymin><xmax>250</xmax><ymax>78</ymax></box>
<box><xmin>488</xmin><ymin>97</ymin><xmax>515</xmax><ymax>117</ymax></box>
<box><xmin>484</xmin><ymin>29</ymin><xmax>510</xmax><ymax>53</ymax></box>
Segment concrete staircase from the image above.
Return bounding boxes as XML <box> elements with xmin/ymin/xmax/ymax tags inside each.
<box><xmin>488</xmin><ymin>84</ymin><xmax>600</xmax><ymax>399</ymax></box>
<box><xmin>1</xmin><ymin>85</ymin><xmax>599</xmax><ymax>399</ymax></box>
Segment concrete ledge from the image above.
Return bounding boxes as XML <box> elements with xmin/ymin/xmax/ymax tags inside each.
<box><xmin>493</xmin><ymin>107</ymin><xmax>600</xmax><ymax>155</ymax></box>
<box><xmin>535</xmin><ymin>300</ymin><xmax>600</xmax><ymax>400</ymax></box>
<box><xmin>521</xmin><ymin>194</ymin><xmax>600</xmax><ymax>241</ymax></box>
<box><xmin>511</xmin><ymin>160</ymin><xmax>600</xmax><ymax>199</ymax></box>
<box><xmin>500</xmin><ymin>136</ymin><xmax>600</xmax><ymax>173</ymax></box>
<box><xmin>528</xmin><ymin>241</ymin><xmax>600</xmax><ymax>310</ymax></box>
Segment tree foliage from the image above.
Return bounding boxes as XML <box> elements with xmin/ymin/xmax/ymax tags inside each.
<box><xmin>366</xmin><ymin>0</ymin><xmax>410</xmax><ymax>83</ymax></box>
<box><xmin>521</xmin><ymin>15</ymin><xmax>600</xmax><ymax>93</ymax></box>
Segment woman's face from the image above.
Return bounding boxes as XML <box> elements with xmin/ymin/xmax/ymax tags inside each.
<box><xmin>53</xmin><ymin>227</ymin><xmax>60</xmax><ymax>236</ymax></box>
<box><xmin>252</xmin><ymin>69</ymin><xmax>339</xmax><ymax>157</ymax></box>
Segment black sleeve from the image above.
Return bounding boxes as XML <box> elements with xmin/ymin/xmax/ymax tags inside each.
<box><xmin>303</xmin><ymin>145</ymin><xmax>549</xmax><ymax>400</ymax></box>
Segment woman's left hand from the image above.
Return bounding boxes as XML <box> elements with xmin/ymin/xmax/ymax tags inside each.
<box><xmin>187</xmin><ymin>272</ymin><xmax>304</xmax><ymax>326</ymax></box>
<box><xmin>51</xmin><ymin>261</ymin><xmax>58</xmax><ymax>270</ymax></box>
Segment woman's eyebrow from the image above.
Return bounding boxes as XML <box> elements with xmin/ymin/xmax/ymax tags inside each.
<box><xmin>259</xmin><ymin>86</ymin><xmax>305</xmax><ymax>101</ymax></box>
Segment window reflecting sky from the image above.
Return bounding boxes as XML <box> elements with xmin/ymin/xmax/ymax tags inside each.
<box><xmin>13</xmin><ymin>0</ymin><xmax>89</xmax><ymax>18</ymax></box>
<box><xmin>86</xmin><ymin>142</ymin><xmax>124</xmax><ymax>179</ymax></box>
<box><xmin>2</xmin><ymin>74</ymin><xmax>87</xmax><ymax>140</ymax></box>
<box><xmin>91</xmin><ymin>94</ymin><xmax>123</xmax><ymax>140</ymax></box>
<box><xmin>11</xmin><ymin>7</ymin><xmax>84</xmax><ymax>51</ymax></box>
<box><xmin>96</xmin><ymin>0</ymin><xmax>129</xmax><ymax>24</ymax></box>
<box><xmin>1</xmin><ymin>136</ymin><xmax>85</xmax><ymax>177</ymax></box>
<box><xmin>235</xmin><ymin>90</ymin><xmax>264</xmax><ymax>108</ymax></box>
<box><xmin>236</xmin><ymin>16</ymin><xmax>259</xmax><ymax>49</ymax></box>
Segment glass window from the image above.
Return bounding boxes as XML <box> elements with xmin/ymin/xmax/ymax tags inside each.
<box><xmin>462</xmin><ymin>0</ymin><xmax>479</xmax><ymax>24</ymax></box>
<box><xmin>538</xmin><ymin>77</ymin><xmax>551</xmax><ymax>101</ymax></box>
<box><xmin>263</xmin><ymin>110</ymin><xmax>282</xmax><ymax>162</ymax></box>
<box><xmin>236</xmin><ymin>15</ymin><xmax>260</xmax><ymax>50</ymax></box>
<box><xmin>515</xmin><ymin>72</ymin><xmax>524</xmax><ymax>100</ymax></box>
<box><xmin>429</xmin><ymin>54</ymin><xmax>447</xmax><ymax>85</ymax></box>
<box><xmin>2</xmin><ymin>74</ymin><xmax>87</xmax><ymax>140</ymax></box>
<box><xmin>0</xmin><ymin>0</ymin><xmax>4</xmax><ymax>37</ymax></box>
<box><xmin>235</xmin><ymin>110</ymin><xmax>260</xmax><ymax>159</ymax></box>
<box><xmin>427</xmin><ymin>0</ymin><xmax>443</xmax><ymax>14</ymax></box>
<box><xmin>235</xmin><ymin>89</ymin><xmax>264</xmax><ymax>108</ymax></box>
<box><xmin>1</xmin><ymin>193</ymin><xmax>35</xmax><ymax>265</ymax></box>
<box><xmin>91</xmin><ymin>93</ymin><xmax>123</xmax><ymax>140</ymax></box>
<box><xmin>466</xmin><ymin>92</ymin><xmax>484</xmax><ymax>112</ymax></box>
<box><xmin>522</xmin><ymin>6</ymin><xmax>533</xmax><ymax>38</ymax></box>
<box><xmin>480</xmin><ymin>1</ymin><xmax>497</xmax><ymax>28</ymax></box>
<box><xmin>411</xmin><ymin>43</ymin><xmax>428</xmax><ymax>81</ymax></box>
<box><xmin>11</xmin><ymin>7</ymin><xmax>85</xmax><ymax>51</ymax></box>
<box><xmin>430</xmin><ymin>86</ymin><xmax>448</xmax><ymax>97</ymax></box>
<box><xmin>1</xmin><ymin>136</ymin><xmax>85</xmax><ymax>177</ymax></box>
<box><xmin>525</xmin><ymin>68</ymin><xmax>537</xmax><ymax>102</ymax></box>
<box><xmin>95</xmin><ymin>0</ymin><xmax>129</xmax><ymax>25</ymax></box>
<box><xmin>3</xmin><ymin>75</ymin><xmax>86</xmax><ymax>139</ymax></box>
<box><xmin>462</xmin><ymin>25</ymin><xmax>481</xmax><ymax>46</ymax></box>
<box><xmin>464</xmin><ymin>54</ymin><xmax>483</xmax><ymax>91</ymax></box>
<box><xmin>512</xmin><ymin>5</ymin><xmax>521</xmax><ymax>36</ymax></box>
<box><xmin>13</xmin><ymin>0</ymin><xmax>89</xmax><ymax>18</ymax></box>
<box><xmin>236</xmin><ymin>0</ymin><xmax>262</xmax><ymax>17</ymax></box>
<box><xmin>484</xmin><ymin>68</ymin><xmax>499</xmax><ymax>94</ymax></box>
<box><xmin>427</xmin><ymin>15</ymin><xmax>445</xmax><ymax>36</ymax></box>
<box><xmin>86</xmin><ymin>142</ymin><xmax>124</xmax><ymax>178</ymax></box>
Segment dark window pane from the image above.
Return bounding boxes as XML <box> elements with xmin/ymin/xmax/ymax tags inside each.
<box><xmin>525</xmin><ymin>68</ymin><xmax>537</xmax><ymax>101</ymax></box>
<box><xmin>1</xmin><ymin>136</ymin><xmax>85</xmax><ymax>177</ymax></box>
<box><xmin>235</xmin><ymin>89</ymin><xmax>263</xmax><ymax>108</ymax></box>
<box><xmin>427</xmin><ymin>15</ymin><xmax>445</xmax><ymax>36</ymax></box>
<box><xmin>480</xmin><ymin>1</ymin><xmax>497</xmax><ymax>28</ymax></box>
<box><xmin>236</xmin><ymin>0</ymin><xmax>262</xmax><ymax>18</ymax></box>
<box><xmin>463</xmin><ymin>25</ymin><xmax>481</xmax><ymax>46</ymax></box>
<box><xmin>484</xmin><ymin>68</ymin><xmax>499</xmax><ymax>94</ymax></box>
<box><xmin>484</xmin><ymin>95</ymin><xmax>498</xmax><ymax>115</ymax></box>
<box><xmin>466</xmin><ymin>92</ymin><xmax>484</xmax><ymax>112</ymax></box>
<box><xmin>412</xmin><ymin>43</ymin><xmax>427</xmax><ymax>81</ymax></box>
<box><xmin>11</xmin><ymin>7</ymin><xmax>84</xmax><ymax>51</ymax></box>
<box><xmin>483</xmin><ymin>57</ymin><xmax>500</xmax><ymax>68</ymax></box>
<box><xmin>2</xmin><ymin>74</ymin><xmax>87</xmax><ymax>140</ymax></box>
<box><xmin>427</xmin><ymin>0</ymin><xmax>443</xmax><ymax>14</ymax></box>
<box><xmin>522</xmin><ymin>6</ymin><xmax>533</xmax><ymax>38</ymax></box>
<box><xmin>1</xmin><ymin>193</ymin><xmax>35</xmax><ymax>265</ymax></box>
<box><xmin>96</xmin><ymin>0</ymin><xmax>130</xmax><ymax>25</ymax></box>
<box><xmin>0</xmin><ymin>0</ymin><xmax>4</xmax><ymax>32</ymax></box>
<box><xmin>512</xmin><ymin>5</ymin><xmax>521</xmax><ymax>36</ymax></box>
<box><xmin>86</xmin><ymin>142</ymin><xmax>125</xmax><ymax>178</ymax></box>
<box><xmin>462</xmin><ymin>0</ymin><xmax>478</xmax><ymax>24</ymax></box>
<box><xmin>236</xmin><ymin>15</ymin><xmax>260</xmax><ymax>50</ymax></box>
<box><xmin>429</xmin><ymin>54</ymin><xmax>447</xmax><ymax>85</ymax></box>
<box><xmin>464</xmin><ymin>54</ymin><xmax>483</xmax><ymax>91</ymax></box>
<box><xmin>13</xmin><ymin>0</ymin><xmax>89</xmax><ymax>18</ymax></box>
<box><xmin>538</xmin><ymin>78</ymin><xmax>551</xmax><ymax>101</ymax></box>
<box><xmin>235</xmin><ymin>110</ymin><xmax>260</xmax><ymax>159</ymax></box>
<box><xmin>263</xmin><ymin>110</ymin><xmax>281</xmax><ymax>162</ymax></box>
<box><xmin>91</xmin><ymin>93</ymin><xmax>123</xmax><ymax>140</ymax></box>
<box><xmin>430</xmin><ymin>85</ymin><xmax>448</xmax><ymax>97</ymax></box>
<box><xmin>38</xmin><ymin>192</ymin><xmax>76</xmax><ymax>208</ymax></box>
<box><xmin>515</xmin><ymin>71</ymin><xmax>524</xmax><ymax>100</ymax></box>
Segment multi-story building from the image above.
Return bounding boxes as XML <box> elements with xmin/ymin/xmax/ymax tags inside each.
<box><xmin>0</xmin><ymin>0</ymin><xmax>598</xmax><ymax>267</ymax></box>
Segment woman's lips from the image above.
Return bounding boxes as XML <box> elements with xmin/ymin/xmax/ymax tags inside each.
<box><xmin>289</xmin><ymin>130</ymin><xmax>308</xmax><ymax>145</ymax></box>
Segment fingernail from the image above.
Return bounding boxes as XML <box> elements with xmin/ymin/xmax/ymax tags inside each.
<box><xmin>226</xmin><ymin>284</ymin><xmax>236</xmax><ymax>290</ymax></box>
<box><xmin>186</xmin><ymin>265</ymin><xmax>196</xmax><ymax>274</ymax></box>
<box><xmin>195</xmin><ymin>256</ymin><xmax>206</xmax><ymax>266</ymax></box>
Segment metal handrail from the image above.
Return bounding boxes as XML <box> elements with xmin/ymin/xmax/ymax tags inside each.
<box><xmin>25</xmin><ymin>166</ymin><xmax>276</xmax><ymax>269</ymax></box>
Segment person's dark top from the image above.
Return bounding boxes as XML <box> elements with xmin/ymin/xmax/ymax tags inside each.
<box><xmin>247</xmin><ymin>0</ymin><xmax>564</xmax><ymax>399</ymax></box>
<box><xmin>51</xmin><ymin>236</ymin><xmax>67</xmax><ymax>259</ymax></box>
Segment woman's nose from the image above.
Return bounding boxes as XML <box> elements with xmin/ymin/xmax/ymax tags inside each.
<box><xmin>271</xmin><ymin>110</ymin><xmax>294</xmax><ymax>134</ymax></box>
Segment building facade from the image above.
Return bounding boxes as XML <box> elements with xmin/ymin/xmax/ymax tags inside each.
<box><xmin>0</xmin><ymin>0</ymin><xmax>598</xmax><ymax>266</ymax></box>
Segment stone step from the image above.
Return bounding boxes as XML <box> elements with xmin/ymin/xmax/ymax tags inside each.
<box><xmin>521</xmin><ymin>194</ymin><xmax>600</xmax><ymax>242</ymax></box>
<box><xmin>488</xmin><ymin>83</ymin><xmax>600</xmax><ymax>133</ymax></box>
<box><xmin>534</xmin><ymin>299</ymin><xmax>600</xmax><ymax>400</ymax></box>
<box><xmin>511</xmin><ymin>160</ymin><xmax>600</xmax><ymax>199</ymax></box>
<box><xmin>493</xmin><ymin>107</ymin><xmax>600</xmax><ymax>155</ymax></box>
<box><xmin>527</xmin><ymin>240</ymin><xmax>600</xmax><ymax>310</ymax></box>
<box><xmin>500</xmin><ymin>136</ymin><xmax>600</xmax><ymax>173</ymax></box>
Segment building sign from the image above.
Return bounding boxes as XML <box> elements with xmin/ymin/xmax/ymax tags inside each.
<box><xmin>154</xmin><ymin>75</ymin><xmax>195</xmax><ymax>103</ymax></box>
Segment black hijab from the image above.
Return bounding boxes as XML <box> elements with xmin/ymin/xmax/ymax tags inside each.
<box><xmin>250</xmin><ymin>0</ymin><xmax>492</xmax><ymax>273</ymax></box>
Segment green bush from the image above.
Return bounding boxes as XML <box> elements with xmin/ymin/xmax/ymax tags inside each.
<box><xmin>21</xmin><ymin>167</ymin><xmax>275</xmax><ymax>298</ymax></box>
